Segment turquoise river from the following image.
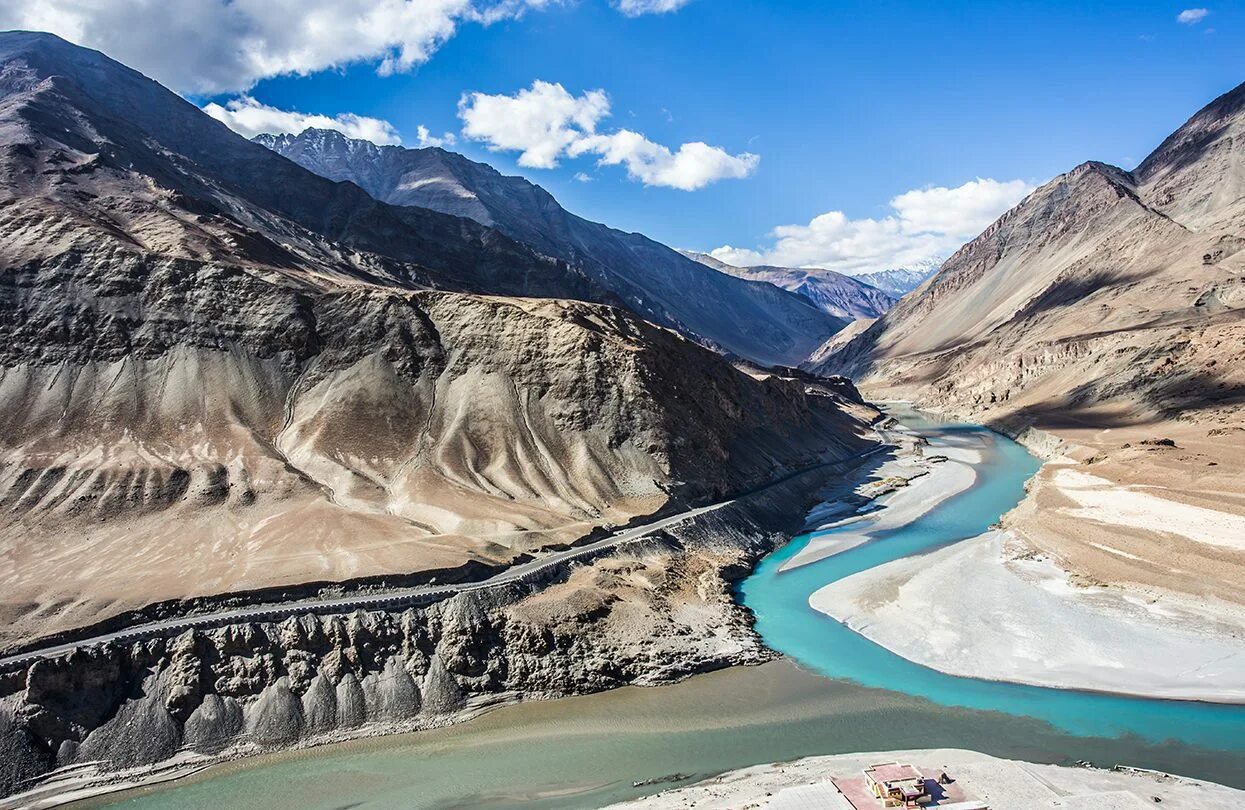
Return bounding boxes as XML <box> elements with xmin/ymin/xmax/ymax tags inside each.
<box><xmin>86</xmin><ymin>411</ymin><xmax>1245</xmax><ymax>809</ymax></box>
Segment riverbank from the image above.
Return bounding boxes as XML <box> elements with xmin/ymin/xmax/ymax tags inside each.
<box><xmin>609</xmin><ymin>748</ymin><xmax>1245</xmax><ymax>809</ymax></box>
<box><xmin>45</xmin><ymin>660</ymin><xmax>1245</xmax><ymax>809</ymax></box>
<box><xmin>811</xmin><ymin>529</ymin><xmax>1245</xmax><ymax>702</ymax></box>
<box><xmin>783</xmin><ymin>427</ymin><xmax>977</xmax><ymax>570</ymax></box>
<box><xmin>801</xmin><ymin>402</ymin><xmax>1245</xmax><ymax>703</ymax></box>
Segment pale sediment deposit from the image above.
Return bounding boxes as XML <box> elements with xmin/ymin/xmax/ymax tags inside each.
<box><xmin>810</xmin><ymin>529</ymin><xmax>1245</xmax><ymax>701</ymax></box>
<box><xmin>610</xmin><ymin>748</ymin><xmax>1245</xmax><ymax>809</ymax></box>
<box><xmin>782</xmin><ymin>441</ymin><xmax>977</xmax><ymax>570</ymax></box>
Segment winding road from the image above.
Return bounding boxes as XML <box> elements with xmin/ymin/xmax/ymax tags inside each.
<box><xmin>0</xmin><ymin>442</ymin><xmax>887</xmax><ymax>673</ymax></box>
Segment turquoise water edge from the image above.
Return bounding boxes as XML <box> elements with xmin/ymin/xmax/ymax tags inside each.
<box><xmin>88</xmin><ymin>411</ymin><xmax>1245</xmax><ymax>809</ymax></box>
<box><xmin>740</xmin><ymin>410</ymin><xmax>1245</xmax><ymax>750</ymax></box>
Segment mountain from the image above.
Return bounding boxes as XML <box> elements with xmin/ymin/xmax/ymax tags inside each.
<box><xmin>852</xmin><ymin>260</ymin><xmax>941</xmax><ymax>297</ymax></box>
<box><xmin>255</xmin><ymin>129</ymin><xmax>845</xmax><ymax>367</ymax></box>
<box><xmin>0</xmin><ymin>31</ymin><xmax>875</xmax><ymax>655</ymax></box>
<box><xmin>820</xmin><ymin>80</ymin><xmax>1245</xmax><ymax>610</ymax></box>
<box><xmin>677</xmin><ymin>250</ymin><xmax>897</xmax><ymax>320</ymax></box>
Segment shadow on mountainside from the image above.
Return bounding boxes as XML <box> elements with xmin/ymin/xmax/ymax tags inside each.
<box><xmin>1008</xmin><ymin>368</ymin><xmax>1245</xmax><ymax>431</ymax></box>
<box><xmin>1011</xmin><ymin>267</ymin><xmax>1148</xmax><ymax>322</ymax></box>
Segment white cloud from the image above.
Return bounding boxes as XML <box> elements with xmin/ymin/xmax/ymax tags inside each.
<box><xmin>890</xmin><ymin>178</ymin><xmax>1033</xmax><ymax>235</ymax></box>
<box><xmin>613</xmin><ymin>0</ymin><xmax>692</xmax><ymax>16</ymax></box>
<box><xmin>203</xmin><ymin>96</ymin><xmax>402</xmax><ymax>144</ymax></box>
<box><xmin>0</xmin><ymin>0</ymin><xmax>553</xmax><ymax>95</ymax></box>
<box><xmin>709</xmin><ymin>178</ymin><xmax>1034</xmax><ymax>275</ymax></box>
<box><xmin>574</xmin><ymin>172</ymin><xmax>594</xmax><ymax>182</ymax></box>
<box><xmin>458</xmin><ymin>81</ymin><xmax>757</xmax><ymax>190</ymax></box>
<box><xmin>459</xmin><ymin>80</ymin><xmax>610</xmax><ymax>169</ymax></box>
<box><xmin>415</xmin><ymin>125</ymin><xmax>457</xmax><ymax>148</ymax></box>
<box><xmin>570</xmin><ymin>131</ymin><xmax>758</xmax><ymax>190</ymax></box>
<box><xmin>1177</xmin><ymin>8</ymin><xmax>1210</xmax><ymax>23</ymax></box>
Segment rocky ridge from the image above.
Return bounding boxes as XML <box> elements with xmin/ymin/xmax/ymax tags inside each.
<box><xmin>256</xmin><ymin>128</ymin><xmax>845</xmax><ymax>367</ymax></box>
<box><xmin>852</xmin><ymin>261</ymin><xmax>941</xmax><ymax>298</ymax></box>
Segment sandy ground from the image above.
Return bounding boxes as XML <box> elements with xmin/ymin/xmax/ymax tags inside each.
<box><xmin>1007</xmin><ymin>429</ymin><xmax>1245</xmax><ymax>611</ymax></box>
<box><xmin>782</xmin><ymin>444</ymin><xmax>977</xmax><ymax>571</ymax></box>
<box><xmin>810</xmin><ymin>530</ymin><xmax>1245</xmax><ymax>701</ymax></box>
<box><xmin>610</xmin><ymin>748</ymin><xmax>1245</xmax><ymax>809</ymax></box>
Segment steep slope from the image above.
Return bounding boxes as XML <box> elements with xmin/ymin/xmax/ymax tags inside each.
<box><xmin>0</xmin><ymin>35</ymin><xmax>616</xmax><ymax>305</ymax></box>
<box><xmin>257</xmin><ymin>129</ymin><xmax>845</xmax><ymax>366</ymax></box>
<box><xmin>678</xmin><ymin>249</ymin><xmax>897</xmax><ymax>320</ymax></box>
<box><xmin>0</xmin><ymin>31</ymin><xmax>875</xmax><ymax>648</ymax></box>
<box><xmin>853</xmin><ymin>260</ymin><xmax>940</xmax><ymax>297</ymax></box>
<box><xmin>821</xmin><ymin>81</ymin><xmax>1245</xmax><ymax>610</ymax></box>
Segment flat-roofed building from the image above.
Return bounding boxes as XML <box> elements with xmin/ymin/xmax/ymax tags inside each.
<box><xmin>864</xmin><ymin>762</ymin><xmax>929</xmax><ymax>806</ymax></box>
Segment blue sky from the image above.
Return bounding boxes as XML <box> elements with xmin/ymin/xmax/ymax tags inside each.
<box><xmin>4</xmin><ymin>1</ymin><xmax>1242</xmax><ymax>272</ymax></box>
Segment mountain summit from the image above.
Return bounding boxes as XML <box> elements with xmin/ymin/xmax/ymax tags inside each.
<box><xmin>256</xmin><ymin>127</ymin><xmax>846</xmax><ymax>366</ymax></box>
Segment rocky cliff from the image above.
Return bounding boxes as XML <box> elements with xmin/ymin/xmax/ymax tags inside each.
<box><xmin>0</xmin><ymin>464</ymin><xmax>858</xmax><ymax>800</ymax></box>
<box><xmin>256</xmin><ymin>129</ymin><xmax>846</xmax><ymax>367</ymax></box>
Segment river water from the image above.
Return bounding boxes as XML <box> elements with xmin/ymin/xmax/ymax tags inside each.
<box><xmin>89</xmin><ymin>412</ymin><xmax>1245</xmax><ymax>809</ymax></box>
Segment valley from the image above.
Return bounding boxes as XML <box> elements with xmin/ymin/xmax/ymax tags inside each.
<box><xmin>0</xmin><ymin>14</ymin><xmax>1242</xmax><ymax>810</ymax></box>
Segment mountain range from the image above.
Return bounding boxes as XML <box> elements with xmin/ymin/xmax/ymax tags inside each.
<box><xmin>0</xmin><ymin>31</ymin><xmax>872</xmax><ymax>653</ymax></box>
<box><xmin>675</xmin><ymin>250</ymin><xmax>898</xmax><ymax>320</ymax></box>
<box><xmin>852</xmin><ymin>261</ymin><xmax>940</xmax><ymax>297</ymax></box>
<box><xmin>254</xmin><ymin>128</ymin><xmax>844</xmax><ymax>366</ymax></box>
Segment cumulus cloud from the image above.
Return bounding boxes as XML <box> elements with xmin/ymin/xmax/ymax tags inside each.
<box><xmin>459</xmin><ymin>81</ymin><xmax>610</xmax><ymax>168</ymax></box>
<box><xmin>614</xmin><ymin>0</ymin><xmax>692</xmax><ymax>16</ymax></box>
<box><xmin>709</xmin><ymin>178</ymin><xmax>1033</xmax><ymax>275</ymax></box>
<box><xmin>890</xmin><ymin>178</ymin><xmax>1034</xmax><ymax>235</ymax></box>
<box><xmin>0</xmin><ymin>0</ymin><xmax>553</xmax><ymax>95</ymax></box>
<box><xmin>458</xmin><ymin>81</ymin><xmax>757</xmax><ymax>189</ymax></box>
<box><xmin>574</xmin><ymin>172</ymin><xmax>594</xmax><ymax>182</ymax></box>
<box><xmin>203</xmin><ymin>96</ymin><xmax>402</xmax><ymax>144</ymax></box>
<box><xmin>415</xmin><ymin>125</ymin><xmax>457</xmax><ymax>148</ymax></box>
<box><xmin>1177</xmin><ymin>8</ymin><xmax>1210</xmax><ymax>23</ymax></box>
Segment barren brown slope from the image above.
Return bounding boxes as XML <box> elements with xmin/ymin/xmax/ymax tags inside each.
<box><xmin>0</xmin><ymin>33</ymin><xmax>875</xmax><ymax>648</ymax></box>
<box><xmin>820</xmin><ymin>81</ymin><xmax>1245</xmax><ymax>606</ymax></box>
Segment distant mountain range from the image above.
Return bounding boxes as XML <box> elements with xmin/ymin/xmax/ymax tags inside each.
<box><xmin>853</xmin><ymin>261</ymin><xmax>941</xmax><ymax>297</ymax></box>
<box><xmin>255</xmin><ymin>128</ymin><xmax>845</xmax><ymax>366</ymax></box>
<box><xmin>676</xmin><ymin>250</ymin><xmax>898</xmax><ymax>321</ymax></box>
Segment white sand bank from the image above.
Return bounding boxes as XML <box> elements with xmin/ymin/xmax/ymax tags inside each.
<box><xmin>611</xmin><ymin>748</ymin><xmax>1244</xmax><ymax>809</ymax></box>
<box><xmin>810</xmin><ymin>531</ymin><xmax>1245</xmax><ymax>701</ymax></box>
<box><xmin>783</xmin><ymin>446</ymin><xmax>978</xmax><ymax>571</ymax></box>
